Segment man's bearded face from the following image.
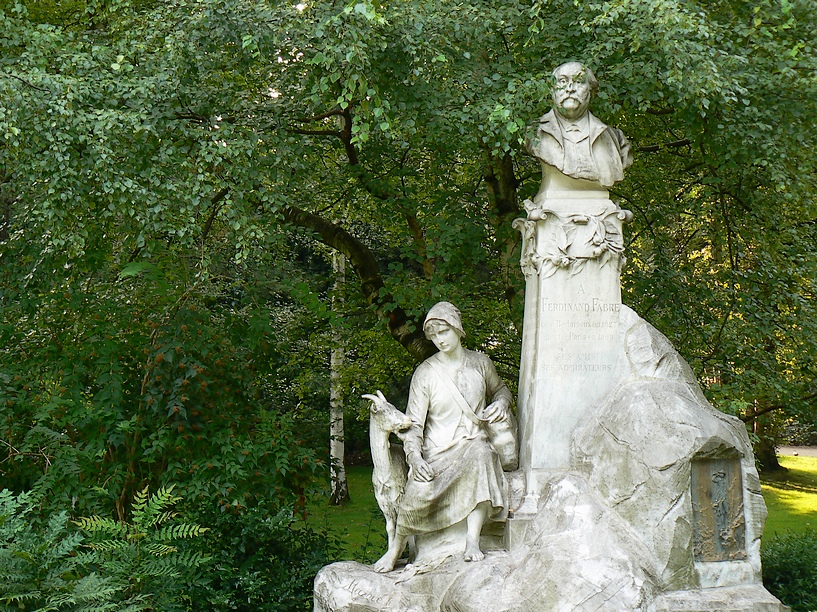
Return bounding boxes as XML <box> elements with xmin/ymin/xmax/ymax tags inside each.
<box><xmin>552</xmin><ymin>63</ymin><xmax>592</xmax><ymax>121</ymax></box>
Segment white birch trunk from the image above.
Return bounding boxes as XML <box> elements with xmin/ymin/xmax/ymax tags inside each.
<box><xmin>329</xmin><ymin>252</ymin><xmax>350</xmax><ymax>504</ymax></box>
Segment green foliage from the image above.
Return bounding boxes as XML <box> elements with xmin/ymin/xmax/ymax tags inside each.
<box><xmin>183</xmin><ymin>501</ymin><xmax>342</xmax><ymax>612</ymax></box>
<box><xmin>0</xmin><ymin>486</ymin><xmax>209</xmax><ymax>611</ymax></box>
<box><xmin>762</xmin><ymin>530</ymin><xmax>817</xmax><ymax>612</ymax></box>
<box><xmin>1</xmin><ymin>0</ymin><xmax>816</xmax><ymax>573</ymax></box>
<box><xmin>0</xmin><ymin>489</ymin><xmax>120</xmax><ymax>611</ymax></box>
<box><xmin>0</xmin><ymin>484</ymin><xmax>337</xmax><ymax>611</ymax></box>
<box><xmin>75</xmin><ymin>485</ymin><xmax>210</xmax><ymax>610</ymax></box>
<box><xmin>0</xmin><ymin>253</ymin><xmax>326</xmax><ymax>515</ymax></box>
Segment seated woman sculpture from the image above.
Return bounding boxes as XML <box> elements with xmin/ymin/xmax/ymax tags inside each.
<box><xmin>373</xmin><ymin>301</ymin><xmax>513</xmax><ymax>572</ymax></box>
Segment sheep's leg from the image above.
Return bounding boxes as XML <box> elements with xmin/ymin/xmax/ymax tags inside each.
<box><xmin>373</xmin><ymin>533</ymin><xmax>409</xmax><ymax>573</ymax></box>
<box><xmin>384</xmin><ymin>514</ymin><xmax>397</xmax><ymax>551</ymax></box>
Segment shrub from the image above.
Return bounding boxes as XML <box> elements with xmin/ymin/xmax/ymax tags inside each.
<box><xmin>183</xmin><ymin>501</ymin><xmax>342</xmax><ymax>611</ymax></box>
<box><xmin>75</xmin><ymin>485</ymin><xmax>211</xmax><ymax>610</ymax></box>
<box><xmin>783</xmin><ymin>421</ymin><xmax>817</xmax><ymax>446</ymax></box>
<box><xmin>762</xmin><ymin>530</ymin><xmax>817</xmax><ymax>612</ymax></box>
<box><xmin>0</xmin><ymin>489</ymin><xmax>121</xmax><ymax>611</ymax></box>
<box><xmin>0</xmin><ymin>486</ymin><xmax>209</xmax><ymax>611</ymax></box>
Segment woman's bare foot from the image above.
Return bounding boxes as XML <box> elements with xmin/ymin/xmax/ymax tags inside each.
<box><xmin>463</xmin><ymin>538</ymin><xmax>484</xmax><ymax>562</ymax></box>
<box><xmin>464</xmin><ymin>501</ymin><xmax>488</xmax><ymax>562</ymax></box>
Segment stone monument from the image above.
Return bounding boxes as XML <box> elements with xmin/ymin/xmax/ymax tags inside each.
<box><xmin>313</xmin><ymin>62</ymin><xmax>788</xmax><ymax>612</ymax></box>
<box><xmin>515</xmin><ymin>61</ymin><xmax>632</xmax><ymax>485</ymax></box>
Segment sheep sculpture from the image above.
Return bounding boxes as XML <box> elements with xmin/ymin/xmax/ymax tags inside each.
<box><xmin>363</xmin><ymin>390</ymin><xmax>412</xmax><ymax>555</ymax></box>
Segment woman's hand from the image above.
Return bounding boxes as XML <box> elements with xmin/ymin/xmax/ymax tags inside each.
<box><xmin>483</xmin><ymin>401</ymin><xmax>508</xmax><ymax>424</ymax></box>
<box><xmin>410</xmin><ymin>458</ymin><xmax>435</xmax><ymax>482</ymax></box>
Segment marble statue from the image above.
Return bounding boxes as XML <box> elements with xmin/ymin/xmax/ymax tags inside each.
<box><xmin>526</xmin><ymin>61</ymin><xmax>632</xmax><ymax>192</ymax></box>
<box><xmin>314</xmin><ymin>63</ymin><xmax>786</xmax><ymax>612</ymax></box>
<box><xmin>370</xmin><ymin>301</ymin><xmax>514</xmax><ymax>572</ymax></box>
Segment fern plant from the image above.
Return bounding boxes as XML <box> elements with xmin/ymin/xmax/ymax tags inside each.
<box><xmin>75</xmin><ymin>485</ymin><xmax>211</xmax><ymax>611</ymax></box>
<box><xmin>0</xmin><ymin>489</ymin><xmax>124</xmax><ymax>611</ymax></box>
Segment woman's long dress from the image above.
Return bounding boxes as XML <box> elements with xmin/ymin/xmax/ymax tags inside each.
<box><xmin>396</xmin><ymin>349</ymin><xmax>510</xmax><ymax>536</ymax></box>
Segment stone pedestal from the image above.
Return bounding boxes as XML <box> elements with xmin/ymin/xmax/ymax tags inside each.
<box><xmin>515</xmin><ymin>192</ymin><xmax>631</xmax><ymax>470</ymax></box>
<box><xmin>314</xmin><ymin>304</ymin><xmax>789</xmax><ymax>611</ymax></box>
<box><xmin>513</xmin><ymin>185</ymin><xmax>632</xmax><ymax>511</ymax></box>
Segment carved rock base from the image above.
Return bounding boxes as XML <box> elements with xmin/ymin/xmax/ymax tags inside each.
<box><xmin>314</xmin><ymin>307</ymin><xmax>788</xmax><ymax>611</ymax></box>
<box><xmin>648</xmin><ymin>585</ymin><xmax>790</xmax><ymax>612</ymax></box>
<box><xmin>315</xmin><ymin>474</ymin><xmax>656</xmax><ymax>611</ymax></box>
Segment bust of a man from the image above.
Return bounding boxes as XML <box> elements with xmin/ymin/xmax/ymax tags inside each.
<box><xmin>526</xmin><ymin>62</ymin><xmax>632</xmax><ymax>190</ymax></box>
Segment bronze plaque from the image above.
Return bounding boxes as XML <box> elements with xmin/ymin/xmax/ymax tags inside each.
<box><xmin>691</xmin><ymin>458</ymin><xmax>747</xmax><ymax>562</ymax></box>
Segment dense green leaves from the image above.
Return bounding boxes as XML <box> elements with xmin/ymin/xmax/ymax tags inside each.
<box><xmin>762</xmin><ymin>530</ymin><xmax>817</xmax><ymax>611</ymax></box>
<box><xmin>0</xmin><ymin>487</ymin><xmax>209</xmax><ymax>611</ymax></box>
<box><xmin>0</xmin><ymin>0</ymin><xmax>814</xmax><ymax>609</ymax></box>
<box><xmin>1</xmin><ymin>0</ymin><xmax>816</xmax><ymax>575</ymax></box>
<box><xmin>184</xmin><ymin>501</ymin><xmax>342</xmax><ymax>611</ymax></box>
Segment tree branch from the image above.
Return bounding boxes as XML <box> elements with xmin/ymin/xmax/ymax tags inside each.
<box><xmin>201</xmin><ymin>187</ymin><xmax>231</xmax><ymax>244</ymax></box>
<box><xmin>740</xmin><ymin>389</ymin><xmax>817</xmax><ymax>423</ymax></box>
<box><xmin>290</xmin><ymin>107</ymin><xmax>360</xmax><ymax>165</ymax></box>
<box><xmin>281</xmin><ymin>204</ymin><xmax>435</xmax><ymax>362</ymax></box>
<box><xmin>637</xmin><ymin>139</ymin><xmax>692</xmax><ymax>153</ymax></box>
<box><xmin>7</xmin><ymin>73</ymin><xmax>49</xmax><ymax>92</ymax></box>
<box><xmin>646</xmin><ymin>107</ymin><xmax>676</xmax><ymax>116</ymax></box>
<box><xmin>482</xmin><ymin>151</ymin><xmax>519</xmax><ymax>219</ymax></box>
<box><xmin>175</xmin><ymin>112</ymin><xmax>208</xmax><ymax>124</ymax></box>
<box><xmin>290</xmin><ymin>128</ymin><xmax>342</xmax><ymax>138</ymax></box>
<box><xmin>398</xmin><ymin>150</ymin><xmax>433</xmax><ymax>278</ymax></box>
<box><xmin>338</xmin><ymin>108</ymin><xmax>360</xmax><ymax>166</ymax></box>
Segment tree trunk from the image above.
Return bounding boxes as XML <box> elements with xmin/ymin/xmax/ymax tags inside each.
<box><xmin>0</xmin><ymin>172</ymin><xmax>12</xmax><ymax>243</ymax></box>
<box><xmin>329</xmin><ymin>252</ymin><xmax>350</xmax><ymax>505</ymax></box>
<box><xmin>754</xmin><ymin>417</ymin><xmax>784</xmax><ymax>473</ymax></box>
<box><xmin>483</xmin><ymin>150</ymin><xmax>524</xmax><ymax>317</ymax></box>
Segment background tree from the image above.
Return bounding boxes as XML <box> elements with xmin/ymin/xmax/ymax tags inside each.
<box><xmin>329</xmin><ymin>252</ymin><xmax>349</xmax><ymax>505</ymax></box>
<box><xmin>1</xmin><ymin>0</ymin><xmax>816</xmax><ymax>532</ymax></box>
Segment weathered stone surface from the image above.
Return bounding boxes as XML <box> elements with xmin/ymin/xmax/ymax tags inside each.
<box><xmin>514</xmin><ymin>200</ymin><xmax>627</xmax><ymax>471</ymax></box>
<box><xmin>647</xmin><ymin>585</ymin><xmax>791</xmax><ymax>612</ymax></box>
<box><xmin>314</xmin><ymin>560</ymin><xmax>454</xmax><ymax>612</ymax></box>
<box><xmin>443</xmin><ymin>474</ymin><xmax>657</xmax><ymax>611</ymax></box>
<box><xmin>315</xmin><ymin>475</ymin><xmax>657</xmax><ymax>612</ymax></box>
<box><xmin>525</xmin><ymin>62</ymin><xmax>632</xmax><ymax>191</ymax></box>
<box><xmin>314</xmin><ymin>306</ymin><xmax>786</xmax><ymax>611</ymax></box>
<box><xmin>571</xmin><ymin>306</ymin><xmax>767</xmax><ymax>591</ymax></box>
<box><xmin>364</xmin><ymin>302</ymin><xmax>517</xmax><ymax>573</ymax></box>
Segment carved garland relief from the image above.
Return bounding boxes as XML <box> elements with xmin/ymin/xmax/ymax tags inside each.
<box><xmin>514</xmin><ymin>202</ymin><xmax>633</xmax><ymax>278</ymax></box>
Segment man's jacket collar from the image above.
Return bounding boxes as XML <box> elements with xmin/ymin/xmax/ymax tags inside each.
<box><xmin>537</xmin><ymin>109</ymin><xmax>608</xmax><ymax>146</ymax></box>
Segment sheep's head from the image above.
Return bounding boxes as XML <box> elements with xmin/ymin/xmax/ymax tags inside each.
<box><xmin>363</xmin><ymin>390</ymin><xmax>412</xmax><ymax>434</ymax></box>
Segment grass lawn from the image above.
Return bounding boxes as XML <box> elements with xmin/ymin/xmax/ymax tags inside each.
<box><xmin>305</xmin><ymin>465</ymin><xmax>387</xmax><ymax>563</ymax></box>
<box><xmin>309</xmin><ymin>454</ymin><xmax>817</xmax><ymax>561</ymax></box>
<box><xmin>760</xmin><ymin>454</ymin><xmax>817</xmax><ymax>539</ymax></box>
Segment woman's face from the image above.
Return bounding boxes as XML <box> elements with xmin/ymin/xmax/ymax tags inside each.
<box><xmin>427</xmin><ymin>324</ymin><xmax>461</xmax><ymax>355</ymax></box>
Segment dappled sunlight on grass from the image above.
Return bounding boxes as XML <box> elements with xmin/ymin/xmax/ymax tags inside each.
<box><xmin>761</xmin><ymin>455</ymin><xmax>817</xmax><ymax>538</ymax></box>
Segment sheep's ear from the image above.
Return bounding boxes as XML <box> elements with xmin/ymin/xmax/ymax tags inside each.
<box><xmin>376</xmin><ymin>390</ymin><xmax>387</xmax><ymax>402</ymax></box>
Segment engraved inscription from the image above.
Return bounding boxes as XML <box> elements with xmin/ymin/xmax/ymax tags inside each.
<box><xmin>691</xmin><ymin>458</ymin><xmax>747</xmax><ymax>562</ymax></box>
<box><xmin>541</xmin><ymin>298</ymin><xmax>621</xmax><ymax>313</ymax></box>
<box><xmin>538</xmin><ymin>300</ymin><xmax>619</xmax><ymax>364</ymax></box>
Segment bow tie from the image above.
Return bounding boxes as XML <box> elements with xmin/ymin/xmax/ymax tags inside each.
<box><xmin>565</xmin><ymin>123</ymin><xmax>582</xmax><ymax>133</ymax></box>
